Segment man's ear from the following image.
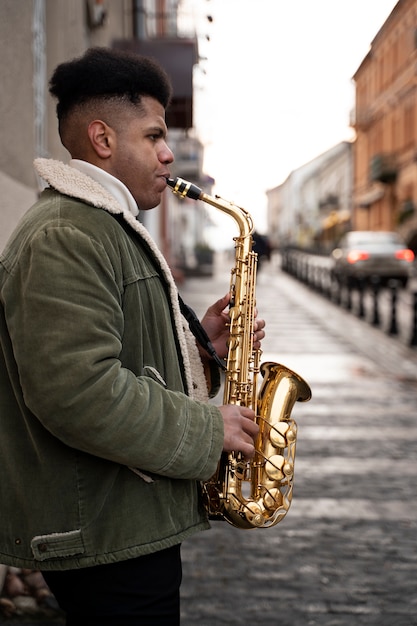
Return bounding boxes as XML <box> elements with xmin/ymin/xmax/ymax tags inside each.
<box><xmin>87</xmin><ymin>120</ymin><xmax>114</xmax><ymax>159</ymax></box>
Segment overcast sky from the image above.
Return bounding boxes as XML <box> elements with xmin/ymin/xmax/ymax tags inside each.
<box><xmin>185</xmin><ymin>0</ymin><xmax>398</xmax><ymax>239</ymax></box>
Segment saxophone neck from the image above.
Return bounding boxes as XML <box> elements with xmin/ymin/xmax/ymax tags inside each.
<box><xmin>201</xmin><ymin>193</ymin><xmax>254</xmax><ymax>239</ymax></box>
<box><xmin>167</xmin><ymin>176</ymin><xmax>253</xmax><ymax>238</ymax></box>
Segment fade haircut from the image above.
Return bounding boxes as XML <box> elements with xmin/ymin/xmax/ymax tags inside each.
<box><xmin>49</xmin><ymin>46</ymin><xmax>172</xmax><ymax>124</ymax></box>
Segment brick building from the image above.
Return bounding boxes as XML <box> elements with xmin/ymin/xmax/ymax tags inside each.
<box><xmin>352</xmin><ymin>0</ymin><xmax>417</xmax><ymax>253</ymax></box>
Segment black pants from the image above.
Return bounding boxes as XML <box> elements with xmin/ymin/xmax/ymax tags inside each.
<box><xmin>42</xmin><ymin>544</ymin><xmax>182</xmax><ymax>626</ymax></box>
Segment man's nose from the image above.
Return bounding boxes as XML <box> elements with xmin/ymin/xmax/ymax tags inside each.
<box><xmin>160</xmin><ymin>143</ymin><xmax>174</xmax><ymax>164</ymax></box>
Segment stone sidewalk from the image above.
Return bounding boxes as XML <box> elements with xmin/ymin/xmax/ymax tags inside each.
<box><xmin>179</xmin><ymin>258</ymin><xmax>417</xmax><ymax>626</ymax></box>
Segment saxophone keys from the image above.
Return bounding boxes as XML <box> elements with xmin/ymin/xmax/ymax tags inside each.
<box><xmin>265</xmin><ymin>454</ymin><xmax>284</xmax><ymax>480</ymax></box>
<box><xmin>234</xmin><ymin>459</ymin><xmax>248</xmax><ymax>480</ymax></box>
<box><xmin>283</xmin><ymin>460</ymin><xmax>294</xmax><ymax>478</ymax></box>
<box><xmin>269</xmin><ymin>421</ymin><xmax>297</xmax><ymax>448</ymax></box>
<box><xmin>263</xmin><ymin>487</ymin><xmax>283</xmax><ymax>511</ymax></box>
<box><xmin>244</xmin><ymin>501</ymin><xmax>265</xmax><ymax>528</ymax></box>
<box><xmin>265</xmin><ymin>454</ymin><xmax>294</xmax><ymax>481</ymax></box>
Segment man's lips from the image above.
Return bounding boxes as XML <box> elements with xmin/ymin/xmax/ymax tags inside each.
<box><xmin>155</xmin><ymin>173</ymin><xmax>170</xmax><ymax>190</ymax></box>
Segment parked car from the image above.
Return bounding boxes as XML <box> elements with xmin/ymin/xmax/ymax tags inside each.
<box><xmin>331</xmin><ymin>230</ymin><xmax>414</xmax><ymax>288</ymax></box>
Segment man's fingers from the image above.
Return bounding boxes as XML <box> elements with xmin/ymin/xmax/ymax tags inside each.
<box><xmin>220</xmin><ymin>405</ymin><xmax>259</xmax><ymax>458</ymax></box>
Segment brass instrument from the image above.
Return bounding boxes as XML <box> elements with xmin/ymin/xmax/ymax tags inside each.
<box><xmin>167</xmin><ymin>177</ymin><xmax>311</xmax><ymax>529</ymax></box>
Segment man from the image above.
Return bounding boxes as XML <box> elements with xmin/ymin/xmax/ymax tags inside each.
<box><xmin>0</xmin><ymin>47</ymin><xmax>264</xmax><ymax>625</ymax></box>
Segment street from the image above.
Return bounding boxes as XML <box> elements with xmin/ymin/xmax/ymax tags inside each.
<box><xmin>179</xmin><ymin>254</ymin><xmax>417</xmax><ymax>626</ymax></box>
<box><xmin>1</xmin><ymin>254</ymin><xmax>416</xmax><ymax>626</ymax></box>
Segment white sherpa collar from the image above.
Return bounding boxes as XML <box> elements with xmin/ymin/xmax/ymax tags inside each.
<box><xmin>33</xmin><ymin>158</ymin><xmax>208</xmax><ymax>402</ymax></box>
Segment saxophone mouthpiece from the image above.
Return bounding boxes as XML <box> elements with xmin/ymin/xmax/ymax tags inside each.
<box><xmin>165</xmin><ymin>176</ymin><xmax>202</xmax><ymax>201</ymax></box>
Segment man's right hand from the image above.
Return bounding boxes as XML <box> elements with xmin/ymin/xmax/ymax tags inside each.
<box><xmin>218</xmin><ymin>405</ymin><xmax>259</xmax><ymax>459</ymax></box>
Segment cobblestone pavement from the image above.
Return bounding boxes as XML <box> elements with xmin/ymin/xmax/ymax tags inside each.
<box><xmin>178</xmin><ymin>256</ymin><xmax>417</xmax><ymax>626</ymax></box>
<box><xmin>2</xmin><ymin>257</ymin><xmax>417</xmax><ymax>625</ymax></box>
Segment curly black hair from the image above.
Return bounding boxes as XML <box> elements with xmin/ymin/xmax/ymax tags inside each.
<box><xmin>49</xmin><ymin>47</ymin><xmax>172</xmax><ymax>121</ymax></box>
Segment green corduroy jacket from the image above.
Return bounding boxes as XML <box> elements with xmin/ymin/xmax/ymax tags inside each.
<box><xmin>0</xmin><ymin>159</ymin><xmax>224</xmax><ymax>570</ymax></box>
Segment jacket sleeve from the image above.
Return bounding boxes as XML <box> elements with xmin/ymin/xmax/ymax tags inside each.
<box><xmin>4</xmin><ymin>223</ymin><xmax>224</xmax><ymax>481</ymax></box>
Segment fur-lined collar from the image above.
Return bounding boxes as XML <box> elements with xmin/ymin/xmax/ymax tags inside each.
<box><xmin>34</xmin><ymin>158</ymin><xmax>208</xmax><ymax>402</ymax></box>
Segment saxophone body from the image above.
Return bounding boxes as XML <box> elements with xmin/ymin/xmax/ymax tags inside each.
<box><xmin>167</xmin><ymin>177</ymin><xmax>311</xmax><ymax>529</ymax></box>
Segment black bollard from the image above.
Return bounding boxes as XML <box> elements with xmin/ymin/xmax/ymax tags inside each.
<box><xmin>357</xmin><ymin>278</ymin><xmax>365</xmax><ymax>318</ymax></box>
<box><xmin>319</xmin><ymin>266</ymin><xmax>325</xmax><ymax>295</ymax></box>
<box><xmin>316</xmin><ymin>266</ymin><xmax>321</xmax><ymax>292</ymax></box>
<box><xmin>290</xmin><ymin>254</ymin><xmax>296</xmax><ymax>277</ymax></box>
<box><xmin>304</xmin><ymin>258</ymin><xmax>309</xmax><ymax>284</ymax></box>
<box><xmin>370</xmin><ymin>276</ymin><xmax>380</xmax><ymax>326</ymax></box>
<box><xmin>298</xmin><ymin>257</ymin><xmax>304</xmax><ymax>282</ymax></box>
<box><xmin>334</xmin><ymin>279</ymin><xmax>342</xmax><ymax>305</ymax></box>
<box><xmin>409</xmin><ymin>291</ymin><xmax>417</xmax><ymax>346</ymax></box>
<box><xmin>324</xmin><ymin>267</ymin><xmax>332</xmax><ymax>299</ymax></box>
<box><xmin>314</xmin><ymin>264</ymin><xmax>319</xmax><ymax>288</ymax></box>
<box><xmin>345</xmin><ymin>283</ymin><xmax>352</xmax><ymax>310</ymax></box>
<box><xmin>387</xmin><ymin>280</ymin><xmax>398</xmax><ymax>335</ymax></box>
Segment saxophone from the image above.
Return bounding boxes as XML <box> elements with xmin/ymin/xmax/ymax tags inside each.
<box><xmin>167</xmin><ymin>177</ymin><xmax>312</xmax><ymax>529</ymax></box>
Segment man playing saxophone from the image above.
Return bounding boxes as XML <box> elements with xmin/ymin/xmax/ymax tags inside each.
<box><xmin>0</xmin><ymin>47</ymin><xmax>265</xmax><ymax>625</ymax></box>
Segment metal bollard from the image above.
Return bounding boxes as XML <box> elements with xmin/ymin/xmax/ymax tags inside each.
<box><xmin>345</xmin><ymin>283</ymin><xmax>352</xmax><ymax>310</ymax></box>
<box><xmin>334</xmin><ymin>280</ymin><xmax>342</xmax><ymax>305</ymax></box>
<box><xmin>357</xmin><ymin>279</ymin><xmax>365</xmax><ymax>318</ymax></box>
<box><xmin>370</xmin><ymin>276</ymin><xmax>380</xmax><ymax>326</ymax></box>
<box><xmin>324</xmin><ymin>267</ymin><xmax>332</xmax><ymax>299</ymax></box>
<box><xmin>409</xmin><ymin>291</ymin><xmax>417</xmax><ymax>346</ymax></box>
<box><xmin>387</xmin><ymin>280</ymin><xmax>398</xmax><ymax>335</ymax></box>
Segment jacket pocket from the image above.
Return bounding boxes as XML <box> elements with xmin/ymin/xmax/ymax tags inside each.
<box><xmin>31</xmin><ymin>529</ymin><xmax>85</xmax><ymax>561</ymax></box>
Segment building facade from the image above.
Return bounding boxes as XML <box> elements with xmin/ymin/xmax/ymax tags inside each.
<box><xmin>267</xmin><ymin>141</ymin><xmax>352</xmax><ymax>253</ymax></box>
<box><xmin>268</xmin><ymin>0</ymin><xmax>417</xmax><ymax>256</ymax></box>
<box><xmin>352</xmin><ymin>0</ymin><xmax>417</xmax><ymax>253</ymax></box>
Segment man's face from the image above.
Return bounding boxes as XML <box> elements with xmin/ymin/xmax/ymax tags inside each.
<box><xmin>109</xmin><ymin>96</ymin><xmax>174</xmax><ymax>210</ymax></box>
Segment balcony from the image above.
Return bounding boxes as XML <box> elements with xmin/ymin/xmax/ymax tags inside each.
<box><xmin>113</xmin><ymin>37</ymin><xmax>198</xmax><ymax>129</ymax></box>
<box><xmin>370</xmin><ymin>154</ymin><xmax>398</xmax><ymax>184</ymax></box>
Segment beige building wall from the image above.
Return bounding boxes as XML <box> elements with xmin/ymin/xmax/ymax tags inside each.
<box><xmin>0</xmin><ymin>3</ymin><xmax>36</xmax><ymax>188</ymax></box>
<box><xmin>0</xmin><ymin>0</ymin><xmax>134</xmax><ymax>250</ymax></box>
<box><xmin>44</xmin><ymin>0</ymin><xmax>134</xmax><ymax>162</ymax></box>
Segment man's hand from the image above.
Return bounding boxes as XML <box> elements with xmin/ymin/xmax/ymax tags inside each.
<box><xmin>200</xmin><ymin>294</ymin><xmax>230</xmax><ymax>359</ymax></box>
<box><xmin>218</xmin><ymin>404</ymin><xmax>259</xmax><ymax>459</ymax></box>
<box><xmin>201</xmin><ymin>294</ymin><xmax>266</xmax><ymax>359</ymax></box>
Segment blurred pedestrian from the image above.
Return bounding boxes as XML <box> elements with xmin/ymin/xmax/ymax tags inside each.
<box><xmin>0</xmin><ymin>47</ymin><xmax>264</xmax><ymax>625</ymax></box>
<box><xmin>252</xmin><ymin>230</ymin><xmax>271</xmax><ymax>271</ymax></box>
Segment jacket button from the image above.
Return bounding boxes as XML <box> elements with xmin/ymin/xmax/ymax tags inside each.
<box><xmin>14</xmin><ymin>538</ymin><xmax>22</xmax><ymax>545</ymax></box>
<box><xmin>38</xmin><ymin>543</ymin><xmax>48</xmax><ymax>552</ymax></box>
